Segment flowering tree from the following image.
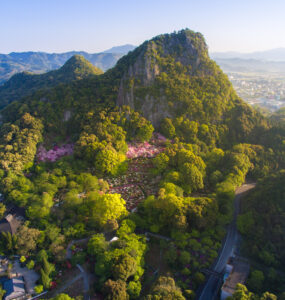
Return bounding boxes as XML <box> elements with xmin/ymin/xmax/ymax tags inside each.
<box><xmin>126</xmin><ymin>133</ymin><xmax>167</xmax><ymax>159</ymax></box>
<box><xmin>37</xmin><ymin>144</ymin><xmax>74</xmax><ymax>162</ymax></box>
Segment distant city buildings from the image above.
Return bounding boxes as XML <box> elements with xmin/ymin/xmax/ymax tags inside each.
<box><xmin>227</xmin><ymin>72</ymin><xmax>285</xmax><ymax>111</ymax></box>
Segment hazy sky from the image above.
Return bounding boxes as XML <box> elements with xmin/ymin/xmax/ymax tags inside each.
<box><xmin>1</xmin><ymin>0</ymin><xmax>285</xmax><ymax>54</ymax></box>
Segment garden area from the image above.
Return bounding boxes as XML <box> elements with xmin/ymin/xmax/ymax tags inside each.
<box><xmin>107</xmin><ymin>136</ymin><xmax>166</xmax><ymax>211</ymax></box>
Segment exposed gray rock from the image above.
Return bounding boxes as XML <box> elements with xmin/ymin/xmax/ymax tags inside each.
<box><xmin>116</xmin><ymin>30</ymin><xmax>208</xmax><ymax>127</ymax></box>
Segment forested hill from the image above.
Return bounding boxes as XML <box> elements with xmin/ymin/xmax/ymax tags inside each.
<box><xmin>0</xmin><ymin>50</ymin><xmax>126</xmax><ymax>84</ymax></box>
<box><xmin>113</xmin><ymin>30</ymin><xmax>269</xmax><ymax>141</ymax></box>
<box><xmin>2</xmin><ymin>29</ymin><xmax>271</xmax><ymax>147</ymax></box>
<box><xmin>0</xmin><ymin>55</ymin><xmax>103</xmax><ymax>109</ymax></box>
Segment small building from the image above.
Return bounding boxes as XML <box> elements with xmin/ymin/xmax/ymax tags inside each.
<box><xmin>0</xmin><ymin>206</ymin><xmax>25</xmax><ymax>235</ymax></box>
<box><xmin>221</xmin><ymin>256</ymin><xmax>250</xmax><ymax>300</ymax></box>
<box><xmin>3</xmin><ymin>277</ymin><xmax>26</xmax><ymax>300</ymax></box>
<box><xmin>0</xmin><ymin>215</ymin><xmax>22</xmax><ymax>235</ymax></box>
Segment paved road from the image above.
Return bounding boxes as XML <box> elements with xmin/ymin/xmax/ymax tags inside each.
<box><xmin>198</xmin><ymin>183</ymin><xmax>256</xmax><ymax>300</ymax></box>
<box><xmin>65</xmin><ymin>238</ymin><xmax>91</xmax><ymax>300</ymax></box>
<box><xmin>76</xmin><ymin>264</ymin><xmax>90</xmax><ymax>300</ymax></box>
<box><xmin>56</xmin><ymin>273</ymin><xmax>83</xmax><ymax>294</ymax></box>
<box><xmin>145</xmin><ymin>231</ymin><xmax>172</xmax><ymax>241</ymax></box>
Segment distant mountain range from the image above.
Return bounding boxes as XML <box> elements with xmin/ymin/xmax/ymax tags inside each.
<box><xmin>0</xmin><ymin>44</ymin><xmax>136</xmax><ymax>85</ymax></box>
<box><xmin>213</xmin><ymin>57</ymin><xmax>285</xmax><ymax>74</ymax></box>
<box><xmin>211</xmin><ymin>47</ymin><xmax>285</xmax><ymax>61</ymax></box>
<box><xmin>210</xmin><ymin>48</ymin><xmax>285</xmax><ymax>74</ymax></box>
<box><xmin>103</xmin><ymin>44</ymin><xmax>136</xmax><ymax>54</ymax></box>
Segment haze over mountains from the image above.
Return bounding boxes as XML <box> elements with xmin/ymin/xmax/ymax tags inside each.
<box><xmin>103</xmin><ymin>44</ymin><xmax>136</xmax><ymax>54</ymax></box>
<box><xmin>211</xmin><ymin>48</ymin><xmax>285</xmax><ymax>61</ymax></box>
<box><xmin>0</xmin><ymin>44</ymin><xmax>136</xmax><ymax>85</ymax></box>
<box><xmin>211</xmin><ymin>48</ymin><xmax>285</xmax><ymax>74</ymax></box>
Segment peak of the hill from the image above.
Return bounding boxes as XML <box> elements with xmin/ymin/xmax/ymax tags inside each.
<box><xmin>114</xmin><ymin>29</ymin><xmax>232</xmax><ymax>126</ymax></box>
<box><xmin>60</xmin><ymin>55</ymin><xmax>103</xmax><ymax>76</ymax></box>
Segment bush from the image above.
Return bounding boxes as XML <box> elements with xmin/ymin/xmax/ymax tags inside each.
<box><xmin>20</xmin><ymin>256</ymin><xmax>26</xmax><ymax>263</ymax></box>
<box><xmin>34</xmin><ymin>285</ymin><xmax>44</xmax><ymax>294</ymax></box>
<box><xmin>179</xmin><ymin>251</ymin><xmax>191</xmax><ymax>265</ymax></box>
<box><xmin>194</xmin><ymin>272</ymin><xmax>205</xmax><ymax>285</ymax></box>
<box><xmin>26</xmin><ymin>260</ymin><xmax>35</xmax><ymax>270</ymax></box>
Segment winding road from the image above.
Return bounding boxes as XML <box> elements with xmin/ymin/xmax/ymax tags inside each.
<box><xmin>198</xmin><ymin>183</ymin><xmax>256</xmax><ymax>300</ymax></box>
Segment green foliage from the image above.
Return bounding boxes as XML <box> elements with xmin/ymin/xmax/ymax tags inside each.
<box><xmin>87</xmin><ymin>234</ymin><xmax>108</xmax><ymax>257</ymax></box>
<box><xmin>230</xmin><ymin>283</ymin><xmax>255</xmax><ymax>300</ymax></box>
<box><xmin>141</xmin><ymin>186</ymin><xmax>218</xmax><ymax>233</ymax></box>
<box><xmin>117</xmin><ymin>219</ymin><xmax>136</xmax><ymax>237</ymax></box>
<box><xmin>88</xmin><ymin>226</ymin><xmax>146</xmax><ymax>294</ymax></box>
<box><xmin>40</xmin><ymin>268</ymin><xmax>51</xmax><ymax>289</ymax></box>
<box><xmin>146</xmin><ymin>276</ymin><xmax>185</xmax><ymax>300</ymax></box>
<box><xmin>112</xmin><ymin>254</ymin><xmax>137</xmax><ymax>281</ymax></box>
<box><xmin>230</xmin><ymin>284</ymin><xmax>277</xmax><ymax>300</ymax></box>
<box><xmin>50</xmin><ymin>294</ymin><xmax>75</xmax><ymax>300</ymax></box>
<box><xmin>103</xmin><ymin>279</ymin><xmax>129</xmax><ymax>300</ymax></box>
<box><xmin>15</xmin><ymin>224</ymin><xmax>41</xmax><ymax>256</ymax></box>
<box><xmin>247</xmin><ymin>270</ymin><xmax>265</xmax><ymax>293</ymax></box>
<box><xmin>95</xmin><ymin>148</ymin><xmax>125</xmax><ymax>175</ymax></box>
<box><xmin>42</xmin><ymin>257</ymin><xmax>55</xmax><ymax>276</ymax></box>
<box><xmin>179</xmin><ymin>251</ymin><xmax>191</xmax><ymax>265</ymax></box>
<box><xmin>0</xmin><ymin>232</ymin><xmax>17</xmax><ymax>254</ymax></box>
<box><xmin>26</xmin><ymin>260</ymin><xmax>35</xmax><ymax>270</ymax></box>
<box><xmin>36</xmin><ymin>249</ymin><xmax>48</xmax><ymax>263</ymax></box>
<box><xmin>0</xmin><ymin>284</ymin><xmax>6</xmax><ymax>300</ymax></box>
<box><xmin>82</xmin><ymin>192</ymin><xmax>127</xmax><ymax>228</ymax></box>
<box><xmin>127</xmin><ymin>281</ymin><xmax>141</xmax><ymax>299</ymax></box>
<box><xmin>239</xmin><ymin>171</ymin><xmax>285</xmax><ymax>273</ymax></box>
<box><xmin>20</xmin><ymin>256</ymin><xmax>26</xmax><ymax>263</ymax></box>
<box><xmin>0</xmin><ymin>113</ymin><xmax>43</xmax><ymax>173</ymax></box>
<box><xmin>0</xmin><ymin>203</ymin><xmax>6</xmax><ymax>219</ymax></box>
<box><xmin>34</xmin><ymin>285</ymin><xmax>43</xmax><ymax>294</ymax></box>
<box><xmin>153</xmin><ymin>153</ymin><xmax>169</xmax><ymax>173</ymax></box>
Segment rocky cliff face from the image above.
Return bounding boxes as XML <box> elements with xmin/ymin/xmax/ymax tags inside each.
<box><xmin>116</xmin><ymin>29</ymin><xmax>211</xmax><ymax>127</ymax></box>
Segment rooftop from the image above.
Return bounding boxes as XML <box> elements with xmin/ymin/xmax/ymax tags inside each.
<box><xmin>222</xmin><ymin>256</ymin><xmax>250</xmax><ymax>295</ymax></box>
<box><xmin>0</xmin><ymin>214</ymin><xmax>22</xmax><ymax>235</ymax></box>
<box><xmin>3</xmin><ymin>277</ymin><xmax>25</xmax><ymax>300</ymax></box>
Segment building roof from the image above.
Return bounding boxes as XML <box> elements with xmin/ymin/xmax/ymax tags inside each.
<box><xmin>222</xmin><ymin>256</ymin><xmax>250</xmax><ymax>295</ymax></box>
<box><xmin>0</xmin><ymin>214</ymin><xmax>23</xmax><ymax>235</ymax></box>
<box><xmin>3</xmin><ymin>277</ymin><xmax>25</xmax><ymax>300</ymax></box>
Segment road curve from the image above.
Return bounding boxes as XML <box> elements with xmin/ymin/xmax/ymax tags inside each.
<box><xmin>198</xmin><ymin>183</ymin><xmax>256</xmax><ymax>300</ymax></box>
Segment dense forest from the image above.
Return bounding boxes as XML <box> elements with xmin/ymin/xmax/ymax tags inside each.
<box><xmin>0</xmin><ymin>29</ymin><xmax>284</xmax><ymax>299</ymax></box>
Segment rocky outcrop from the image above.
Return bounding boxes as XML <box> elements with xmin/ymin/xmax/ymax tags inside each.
<box><xmin>116</xmin><ymin>29</ymin><xmax>209</xmax><ymax>127</ymax></box>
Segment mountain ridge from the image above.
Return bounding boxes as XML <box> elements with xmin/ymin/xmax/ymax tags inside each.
<box><xmin>103</xmin><ymin>44</ymin><xmax>136</xmax><ymax>54</ymax></box>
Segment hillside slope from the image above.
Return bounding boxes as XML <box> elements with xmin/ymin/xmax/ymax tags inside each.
<box><xmin>0</xmin><ymin>55</ymin><xmax>103</xmax><ymax>109</ymax></box>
